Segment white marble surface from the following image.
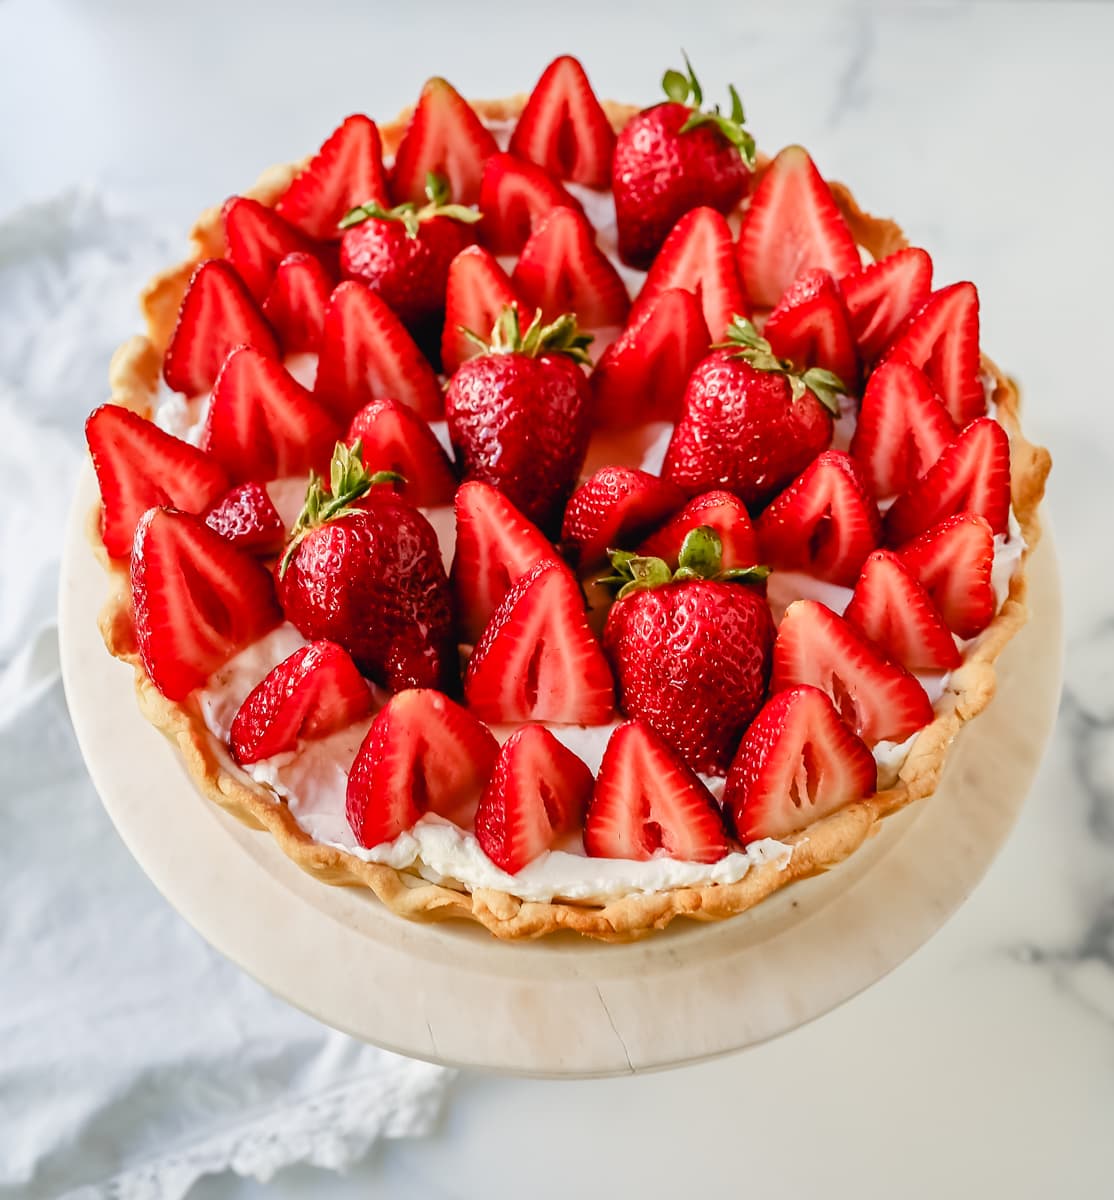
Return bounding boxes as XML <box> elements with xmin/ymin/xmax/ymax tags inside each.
<box><xmin>2</xmin><ymin>0</ymin><xmax>1110</xmax><ymax>1196</ymax></box>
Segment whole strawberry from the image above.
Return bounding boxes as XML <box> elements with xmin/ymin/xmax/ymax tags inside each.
<box><xmin>278</xmin><ymin>442</ymin><xmax>455</xmax><ymax>692</ymax></box>
<box><xmin>445</xmin><ymin>305</ymin><xmax>593</xmax><ymax>535</ymax></box>
<box><xmin>602</xmin><ymin>526</ymin><xmax>775</xmax><ymax>775</ymax></box>
<box><xmin>612</xmin><ymin>58</ymin><xmax>756</xmax><ymax>268</ymax></box>
<box><xmin>662</xmin><ymin>317</ymin><xmax>843</xmax><ymax>508</ymax></box>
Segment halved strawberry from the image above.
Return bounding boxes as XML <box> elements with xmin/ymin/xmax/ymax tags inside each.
<box><xmin>478</xmin><ymin>152</ymin><xmax>583</xmax><ymax>256</ymax></box>
<box><xmin>464</xmin><ymin>559</ymin><xmax>615</xmax><ymax>723</ymax></box>
<box><xmin>839</xmin><ymin>246</ymin><xmax>933</xmax><ymax>362</ymax></box>
<box><xmin>345</xmin><ymin>397</ymin><xmax>456</xmax><ymax>506</ymax></box>
<box><xmin>162</xmin><ymin>260</ymin><xmax>279</xmax><ymax>396</ymax></box>
<box><xmin>756</xmin><ymin>451</ymin><xmax>881</xmax><ymax>586</ymax></box>
<box><xmin>222</xmin><ymin>197</ymin><xmax>317</xmax><ymax>302</ymax></box>
<box><xmin>771</xmin><ymin>599</ymin><xmax>934</xmax><ymax>745</ymax></box>
<box><xmin>896</xmin><ymin>513</ymin><xmax>996</xmax><ymax>639</ymax></box>
<box><xmin>345</xmin><ymin>688</ymin><xmax>499</xmax><ymax>848</ymax></box>
<box><xmin>263</xmin><ymin>252</ymin><xmax>334</xmax><ymax>354</ymax></box>
<box><xmin>86</xmin><ymin>404</ymin><xmax>230</xmax><ymax>559</ymax></box>
<box><xmin>275</xmin><ymin>114</ymin><xmax>389</xmax><ymax>240</ymax></box>
<box><xmin>390</xmin><ymin>77</ymin><xmax>498</xmax><ymax>206</ymax></box>
<box><xmin>131</xmin><ymin>508</ymin><xmax>282</xmax><ymax>701</ymax></box>
<box><xmin>637</xmin><ymin>490</ymin><xmax>759</xmax><ymax>570</ymax></box>
<box><xmin>204</xmin><ymin>481</ymin><xmax>285</xmax><ymax>556</ymax></box>
<box><xmin>230</xmin><ymin>640</ymin><xmax>372</xmax><ymax>765</ymax></box>
<box><xmin>561</xmin><ymin>466</ymin><xmax>685</xmax><ymax>569</ymax></box>
<box><xmin>508</xmin><ymin>55</ymin><xmax>616</xmax><ymax>188</ymax></box>
<box><xmin>584</xmin><ymin>720</ymin><xmax>728</xmax><ymax>862</ymax></box>
<box><xmin>475</xmin><ymin>725</ymin><xmax>594</xmax><ymax>873</ymax></box>
<box><xmin>724</xmin><ymin>685</ymin><xmax>877</xmax><ymax>842</ymax></box>
<box><xmin>512</xmin><ymin>207</ymin><xmax>630</xmax><ymax>328</ymax></box>
<box><xmin>884</xmin><ymin>417</ymin><xmax>1010</xmax><ymax>545</ymax></box>
<box><xmin>440</xmin><ymin>245</ymin><xmax>524</xmax><ymax>375</ymax></box>
<box><xmin>763</xmin><ymin>268</ymin><xmax>858</xmax><ymax>387</ymax></box>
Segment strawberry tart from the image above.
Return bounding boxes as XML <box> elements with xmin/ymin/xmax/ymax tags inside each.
<box><xmin>86</xmin><ymin>56</ymin><xmax>1050</xmax><ymax>940</ymax></box>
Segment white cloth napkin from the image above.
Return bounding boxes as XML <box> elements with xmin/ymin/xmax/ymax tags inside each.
<box><xmin>0</xmin><ymin>192</ymin><xmax>453</xmax><ymax>1200</ymax></box>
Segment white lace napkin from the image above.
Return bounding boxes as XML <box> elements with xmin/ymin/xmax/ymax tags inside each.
<box><xmin>0</xmin><ymin>192</ymin><xmax>453</xmax><ymax>1200</ymax></box>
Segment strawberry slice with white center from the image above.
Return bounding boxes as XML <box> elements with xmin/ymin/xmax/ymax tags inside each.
<box><xmin>478</xmin><ymin>152</ymin><xmax>584</xmax><ymax>256</ymax></box>
<box><xmin>561</xmin><ymin>467</ymin><xmax>685</xmax><ymax>569</ymax></box>
<box><xmin>839</xmin><ymin>246</ymin><xmax>933</xmax><ymax>362</ymax></box>
<box><xmin>637</xmin><ymin>490</ymin><xmax>759</xmax><ymax>570</ymax></box>
<box><xmin>763</xmin><ymin>267</ymin><xmax>859</xmax><ymax>388</ymax></box>
<box><xmin>440</xmin><ymin>245</ymin><xmax>525</xmax><ymax>375</ymax></box>
<box><xmin>475</xmin><ymin>725</ymin><xmax>595</xmax><ymax>874</ymax></box>
<box><xmin>896</xmin><ymin>513</ymin><xmax>996</xmax><ymax>639</ymax></box>
<box><xmin>204</xmin><ymin>481</ymin><xmax>285</xmax><ymax>556</ymax></box>
<box><xmin>345</xmin><ymin>688</ymin><xmax>499</xmax><ymax>848</ymax></box>
<box><xmin>771</xmin><ymin>599</ymin><xmax>934</xmax><ymax>745</ymax></box>
<box><xmin>131</xmin><ymin>508</ymin><xmax>282</xmax><ymax>701</ymax></box>
<box><xmin>345</xmin><ymin>397</ymin><xmax>457</xmax><ymax>507</ymax></box>
<box><xmin>584</xmin><ymin>720</ymin><xmax>729</xmax><ymax>863</ymax></box>
<box><xmin>464</xmin><ymin>559</ymin><xmax>615</xmax><ymax>724</ymax></box>
<box><xmin>736</xmin><ymin>145</ymin><xmax>861</xmax><ymax>310</ymax></box>
<box><xmin>86</xmin><ymin>404</ymin><xmax>230</xmax><ymax>559</ymax></box>
<box><xmin>222</xmin><ymin>196</ymin><xmax>318</xmax><ymax>302</ymax></box>
<box><xmin>724</xmin><ymin>685</ymin><xmax>877</xmax><ymax>842</ymax></box>
<box><xmin>229</xmin><ymin>640</ymin><xmax>373</xmax><ymax>765</ymax></box>
<box><xmin>263</xmin><ymin>252</ymin><xmax>335</xmax><ymax>354</ymax></box>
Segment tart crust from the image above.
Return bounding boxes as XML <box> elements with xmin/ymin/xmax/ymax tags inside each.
<box><xmin>90</xmin><ymin>97</ymin><xmax>1052</xmax><ymax>941</ymax></box>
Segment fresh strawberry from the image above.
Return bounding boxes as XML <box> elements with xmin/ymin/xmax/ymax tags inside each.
<box><xmin>508</xmin><ymin>55</ymin><xmax>615</xmax><ymax>188</ymax></box>
<box><xmin>277</xmin><ymin>443</ymin><xmax>455</xmax><ymax>690</ymax></box>
<box><xmin>763</xmin><ymin>268</ymin><xmax>859</xmax><ymax>387</ymax></box>
<box><xmin>440</xmin><ymin>245</ymin><xmax>525</xmax><ymax>375</ymax></box>
<box><xmin>849</xmin><ymin>359</ymin><xmax>957</xmax><ymax>498</ymax></box>
<box><xmin>346</xmin><ymin>688</ymin><xmax>499</xmax><ymax>848</ymax></box>
<box><xmin>884</xmin><ymin>417</ymin><xmax>1010</xmax><ymax>545</ymax></box>
<box><xmin>162</xmin><ymin>260</ymin><xmax>279</xmax><ymax>396</ymax></box>
<box><xmin>602</xmin><ymin>528</ymin><xmax>774</xmax><ymax>774</ymax></box>
<box><xmin>262</xmin><ymin>252</ymin><xmax>334</xmax><ymax>354</ymax></box>
<box><xmin>390</xmin><ymin>77</ymin><xmax>498</xmax><ymax>207</ymax></box>
<box><xmin>275</xmin><ymin>114</ymin><xmax>389</xmax><ymax>240</ymax></box>
<box><xmin>637</xmin><ymin>490</ymin><xmax>759</xmax><ymax>570</ymax></box>
<box><xmin>756</xmin><ymin>451</ymin><xmax>881</xmax><ymax>586</ymax></box>
<box><xmin>662</xmin><ymin>318</ymin><xmax>841</xmax><ymax>507</ymax></box>
<box><xmin>612</xmin><ymin>58</ymin><xmax>755</xmax><ymax>269</ymax></box>
<box><xmin>897</xmin><ymin>513</ymin><xmax>997</xmax><ymax>639</ymax></box>
<box><xmin>475</xmin><ymin>726</ymin><xmax>594</xmax><ymax>873</ymax></box>
<box><xmin>561</xmin><ymin>466</ymin><xmax>684</xmax><ymax>569</ymax></box>
<box><xmin>204</xmin><ymin>481</ymin><xmax>285</xmax><ymax>556</ymax></box>
<box><xmin>464</xmin><ymin>559</ymin><xmax>615</xmax><ymax>724</ymax></box>
<box><xmin>584</xmin><ymin>720</ymin><xmax>729</xmax><ymax>862</ymax></box>
<box><xmin>345</xmin><ymin>397</ymin><xmax>456</xmax><ymax>507</ymax></box>
<box><xmin>222</xmin><ymin>196</ymin><xmax>317</xmax><ymax>302</ymax></box>
<box><xmin>839</xmin><ymin>246</ymin><xmax>933</xmax><ymax>362</ymax></box>
<box><xmin>736</xmin><ymin>145</ymin><xmax>860</xmax><ymax>309</ymax></box>
<box><xmin>478</xmin><ymin>152</ymin><xmax>583</xmax><ymax>256</ymax></box>
<box><xmin>131</xmin><ymin>508</ymin><xmax>281</xmax><ymax>701</ymax></box>
<box><xmin>86</xmin><ymin>404</ymin><xmax>229</xmax><ymax>559</ymax></box>
<box><xmin>771</xmin><ymin>599</ymin><xmax>934</xmax><ymax>745</ymax></box>
<box><xmin>724</xmin><ymin>685</ymin><xmax>877</xmax><ymax>842</ymax></box>
<box><xmin>880</xmin><ymin>282</ymin><xmax>984</xmax><ymax>426</ymax></box>
<box><xmin>229</xmin><ymin>640</ymin><xmax>372</xmax><ymax>765</ymax></box>
<box><xmin>512</xmin><ymin>207</ymin><xmax>630</xmax><ymax>328</ymax></box>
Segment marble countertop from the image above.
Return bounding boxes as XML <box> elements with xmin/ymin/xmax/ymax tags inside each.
<box><xmin>3</xmin><ymin>0</ymin><xmax>1110</xmax><ymax>1195</ymax></box>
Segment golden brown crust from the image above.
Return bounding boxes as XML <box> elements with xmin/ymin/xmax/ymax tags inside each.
<box><xmin>88</xmin><ymin>96</ymin><xmax>1051</xmax><ymax>941</ymax></box>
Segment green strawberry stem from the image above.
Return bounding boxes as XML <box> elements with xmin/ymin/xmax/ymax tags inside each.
<box><xmin>715</xmin><ymin>316</ymin><xmax>846</xmax><ymax>415</ymax></box>
<box><xmin>662</xmin><ymin>53</ymin><xmax>757</xmax><ymax>169</ymax></box>
<box><xmin>459</xmin><ymin>303</ymin><xmax>594</xmax><ymax>366</ymax></box>
<box><xmin>338</xmin><ymin>170</ymin><xmax>482</xmax><ymax>236</ymax></box>
<box><xmin>601</xmin><ymin>525</ymin><xmax>770</xmax><ymax>600</ymax></box>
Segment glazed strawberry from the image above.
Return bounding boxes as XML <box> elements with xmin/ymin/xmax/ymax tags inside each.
<box><xmin>204</xmin><ymin>481</ymin><xmax>285</xmax><ymax>556</ymax></box>
<box><xmin>478</xmin><ymin>153</ymin><xmax>583</xmax><ymax>256</ymax></box>
<box><xmin>839</xmin><ymin>246</ymin><xmax>933</xmax><ymax>362</ymax></box>
<box><xmin>445</xmin><ymin>306</ymin><xmax>593</xmax><ymax>534</ymax></box>
<box><xmin>763</xmin><ymin>268</ymin><xmax>859</xmax><ymax>388</ymax></box>
<box><xmin>508</xmin><ymin>55</ymin><xmax>615</xmax><ymax>188</ymax></box>
<box><xmin>612</xmin><ymin>58</ymin><xmax>755</xmax><ymax>269</ymax></box>
<box><xmin>86</xmin><ymin>403</ymin><xmax>229</xmax><ymax>559</ymax></box>
<box><xmin>602</xmin><ymin>527</ymin><xmax>774</xmax><ymax>774</ymax></box>
<box><xmin>475</xmin><ymin>726</ymin><xmax>594</xmax><ymax>874</ymax></box>
<box><xmin>662</xmin><ymin>318</ymin><xmax>842</xmax><ymax>507</ymax></box>
<box><xmin>390</xmin><ymin>77</ymin><xmax>498</xmax><ymax>207</ymax></box>
<box><xmin>896</xmin><ymin>513</ymin><xmax>997</xmax><ymax>639</ymax></box>
<box><xmin>202</xmin><ymin>346</ymin><xmax>340</xmax><ymax>483</ymax></box>
<box><xmin>346</xmin><ymin>688</ymin><xmax>499</xmax><ymax>848</ymax></box>
<box><xmin>262</xmin><ymin>252</ymin><xmax>334</xmax><ymax>354</ymax></box>
<box><xmin>561</xmin><ymin>467</ymin><xmax>684</xmax><ymax>569</ymax></box>
<box><xmin>440</xmin><ymin>245</ymin><xmax>525</xmax><ymax>375</ymax></box>
<box><xmin>736</xmin><ymin>145</ymin><xmax>860</xmax><ymax>309</ymax></box>
<box><xmin>229</xmin><ymin>641</ymin><xmax>372</xmax><ymax>765</ymax></box>
<box><xmin>222</xmin><ymin>196</ymin><xmax>317</xmax><ymax>302</ymax></box>
<box><xmin>512</xmin><ymin>207</ymin><xmax>630</xmax><ymax>328</ymax></box>
<box><xmin>464</xmin><ymin>559</ymin><xmax>615</xmax><ymax>724</ymax></box>
<box><xmin>162</xmin><ymin>260</ymin><xmax>279</xmax><ymax>395</ymax></box>
<box><xmin>638</xmin><ymin>490</ymin><xmax>758</xmax><ymax>571</ymax></box>
<box><xmin>756</xmin><ymin>451</ymin><xmax>881</xmax><ymax>586</ymax></box>
<box><xmin>724</xmin><ymin>685</ymin><xmax>877</xmax><ymax>842</ymax></box>
<box><xmin>771</xmin><ymin>599</ymin><xmax>934</xmax><ymax>745</ymax></box>
<box><xmin>585</xmin><ymin>720</ymin><xmax>729</xmax><ymax>862</ymax></box>
<box><xmin>131</xmin><ymin>508</ymin><xmax>281</xmax><ymax>701</ymax></box>
<box><xmin>345</xmin><ymin>397</ymin><xmax>456</xmax><ymax>507</ymax></box>
<box><xmin>275</xmin><ymin>114</ymin><xmax>389</xmax><ymax>240</ymax></box>
<box><xmin>277</xmin><ymin>443</ymin><xmax>455</xmax><ymax>691</ymax></box>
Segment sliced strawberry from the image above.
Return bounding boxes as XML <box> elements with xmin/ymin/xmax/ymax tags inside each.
<box><xmin>508</xmin><ymin>55</ymin><xmax>616</xmax><ymax>188</ymax></box>
<box><xmin>839</xmin><ymin>246</ymin><xmax>933</xmax><ymax>362</ymax></box>
<box><xmin>263</xmin><ymin>252</ymin><xmax>334</xmax><ymax>354</ymax></box>
<box><xmin>464</xmin><ymin>559</ymin><xmax>615</xmax><ymax>723</ymax></box>
<box><xmin>724</xmin><ymin>685</ymin><xmax>877</xmax><ymax>842</ymax></box>
<box><xmin>737</xmin><ymin>145</ymin><xmax>861</xmax><ymax>310</ymax></box>
<box><xmin>204</xmin><ymin>481</ymin><xmax>285</xmax><ymax>556</ymax></box>
<box><xmin>771</xmin><ymin>599</ymin><xmax>934</xmax><ymax>746</ymax></box>
<box><xmin>896</xmin><ymin>513</ymin><xmax>996</xmax><ymax>639</ymax></box>
<box><xmin>561</xmin><ymin>466</ymin><xmax>685</xmax><ymax>569</ymax></box>
<box><xmin>763</xmin><ymin>267</ymin><xmax>859</xmax><ymax>387</ymax></box>
<box><xmin>440</xmin><ymin>245</ymin><xmax>524</xmax><ymax>375</ymax></box>
<box><xmin>346</xmin><ymin>688</ymin><xmax>499</xmax><ymax>848</ymax></box>
<box><xmin>222</xmin><ymin>197</ymin><xmax>317</xmax><ymax>302</ymax></box>
<box><xmin>478</xmin><ymin>152</ymin><xmax>583</xmax><ymax>256</ymax></box>
<box><xmin>86</xmin><ymin>404</ymin><xmax>229</xmax><ymax>559</ymax></box>
<box><xmin>584</xmin><ymin>720</ymin><xmax>729</xmax><ymax>863</ymax></box>
<box><xmin>884</xmin><ymin>417</ymin><xmax>1010</xmax><ymax>545</ymax></box>
<box><xmin>345</xmin><ymin>397</ymin><xmax>456</xmax><ymax>506</ymax></box>
<box><xmin>756</xmin><ymin>451</ymin><xmax>881</xmax><ymax>586</ymax></box>
<box><xmin>638</xmin><ymin>490</ymin><xmax>759</xmax><ymax>570</ymax></box>
<box><xmin>230</xmin><ymin>640</ymin><xmax>372</xmax><ymax>765</ymax></box>
<box><xmin>475</xmin><ymin>725</ymin><xmax>594</xmax><ymax>873</ymax></box>
<box><xmin>275</xmin><ymin>114</ymin><xmax>389</xmax><ymax>239</ymax></box>
<box><xmin>131</xmin><ymin>508</ymin><xmax>282</xmax><ymax>701</ymax></box>
<box><xmin>162</xmin><ymin>260</ymin><xmax>279</xmax><ymax>396</ymax></box>
<box><xmin>512</xmin><ymin>207</ymin><xmax>630</xmax><ymax>328</ymax></box>
<box><xmin>390</xmin><ymin>77</ymin><xmax>498</xmax><ymax>206</ymax></box>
